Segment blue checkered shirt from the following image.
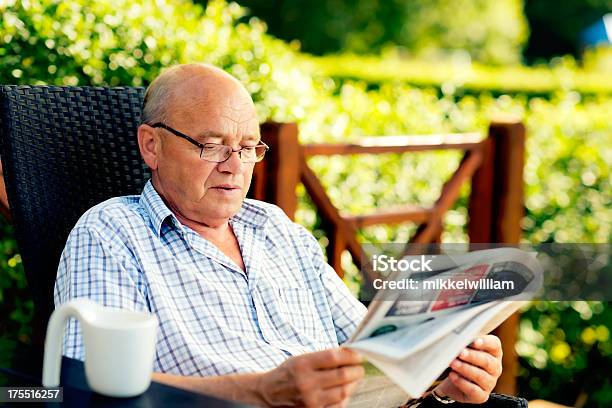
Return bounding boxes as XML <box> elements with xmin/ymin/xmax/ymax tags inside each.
<box><xmin>54</xmin><ymin>180</ymin><xmax>367</xmax><ymax>376</ymax></box>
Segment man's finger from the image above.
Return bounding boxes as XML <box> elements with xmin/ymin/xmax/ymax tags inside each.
<box><xmin>458</xmin><ymin>348</ymin><xmax>502</xmax><ymax>377</ymax></box>
<box><xmin>450</xmin><ymin>359</ymin><xmax>496</xmax><ymax>392</ymax></box>
<box><xmin>307</xmin><ymin>348</ymin><xmax>363</xmax><ymax>370</ymax></box>
<box><xmin>316</xmin><ymin>365</ymin><xmax>365</xmax><ymax>388</ymax></box>
<box><xmin>470</xmin><ymin>335</ymin><xmax>503</xmax><ymax>358</ymax></box>
<box><xmin>319</xmin><ymin>379</ymin><xmax>361</xmax><ymax>406</ymax></box>
<box><xmin>448</xmin><ymin>372</ymin><xmax>489</xmax><ymax>404</ymax></box>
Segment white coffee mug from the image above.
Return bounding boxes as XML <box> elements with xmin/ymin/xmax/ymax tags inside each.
<box><xmin>42</xmin><ymin>298</ymin><xmax>158</xmax><ymax>397</ymax></box>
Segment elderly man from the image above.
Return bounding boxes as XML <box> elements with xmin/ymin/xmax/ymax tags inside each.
<box><xmin>54</xmin><ymin>63</ymin><xmax>503</xmax><ymax>407</ymax></box>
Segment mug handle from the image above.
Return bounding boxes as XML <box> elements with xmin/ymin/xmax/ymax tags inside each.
<box><xmin>42</xmin><ymin>298</ymin><xmax>99</xmax><ymax>387</ymax></box>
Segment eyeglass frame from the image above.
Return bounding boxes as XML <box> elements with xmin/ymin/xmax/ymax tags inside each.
<box><xmin>149</xmin><ymin>122</ymin><xmax>269</xmax><ymax>163</ymax></box>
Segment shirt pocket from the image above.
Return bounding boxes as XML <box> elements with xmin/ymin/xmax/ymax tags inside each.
<box><xmin>272</xmin><ymin>286</ymin><xmax>325</xmax><ymax>343</ymax></box>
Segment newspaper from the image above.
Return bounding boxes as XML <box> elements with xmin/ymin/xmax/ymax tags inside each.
<box><xmin>346</xmin><ymin>247</ymin><xmax>542</xmax><ymax>407</ymax></box>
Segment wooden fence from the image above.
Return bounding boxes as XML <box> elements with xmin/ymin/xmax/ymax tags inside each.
<box><xmin>250</xmin><ymin>121</ymin><xmax>526</xmax><ymax>394</ymax></box>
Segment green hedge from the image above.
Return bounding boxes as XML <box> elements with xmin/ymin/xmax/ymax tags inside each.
<box><xmin>1</xmin><ymin>0</ymin><xmax>610</xmax><ymax>405</ymax></box>
<box><xmin>233</xmin><ymin>0</ymin><xmax>528</xmax><ymax>65</ymax></box>
<box><xmin>297</xmin><ymin>82</ymin><xmax>611</xmax><ymax>245</ymax></box>
<box><xmin>517</xmin><ymin>302</ymin><xmax>611</xmax><ymax>405</ymax></box>
<box><xmin>0</xmin><ymin>220</ymin><xmax>30</xmax><ymax>347</ymax></box>
<box><xmin>305</xmin><ymin>53</ymin><xmax>612</xmax><ymax>96</ymax></box>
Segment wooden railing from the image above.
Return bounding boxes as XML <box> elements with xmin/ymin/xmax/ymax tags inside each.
<box><xmin>250</xmin><ymin>120</ymin><xmax>526</xmax><ymax>394</ymax></box>
<box><xmin>251</xmin><ymin>121</ymin><xmax>525</xmax><ymax>271</ymax></box>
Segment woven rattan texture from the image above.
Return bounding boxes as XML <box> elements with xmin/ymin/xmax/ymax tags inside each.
<box><xmin>0</xmin><ymin>85</ymin><xmax>149</xmax><ymax>340</ymax></box>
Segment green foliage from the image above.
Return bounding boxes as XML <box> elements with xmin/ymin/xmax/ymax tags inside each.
<box><xmin>306</xmin><ymin>53</ymin><xmax>612</xmax><ymax>96</ymax></box>
<box><xmin>517</xmin><ymin>302</ymin><xmax>612</xmax><ymax>406</ymax></box>
<box><xmin>396</xmin><ymin>0</ymin><xmax>528</xmax><ymax>65</ymax></box>
<box><xmin>0</xmin><ymin>0</ymin><xmax>312</xmax><ymax>122</ymax></box>
<box><xmin>0</xmin><ymin>0</ymin><xmax>610</xmax><ymax>405</ymax></box>
<box><xmin>233</xmin><ymin>0</ymin><xmax>528</xmax><ymax>65</ymax></box>
<box><xmin>0</xmin><ymin>219</ymin><xmax>33</xmax><ymax>343</ymax></box>
<box><xmin>523</xmin><ymin>94</ymin><xmax>611</xmax><ymax>243</ymax></box>
<box><xmin>583</xmin><ymin>45</ymin><xmax>612</xmax><ymax>73</ymax></box>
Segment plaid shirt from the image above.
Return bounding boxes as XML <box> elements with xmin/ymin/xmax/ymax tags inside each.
<box><xmin>54</xmin><ymin>180</ymin><xmax>366</xmax><ymax>376</ymax></box>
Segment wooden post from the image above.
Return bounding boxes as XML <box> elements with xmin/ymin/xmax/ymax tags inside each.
<box><xmin>249</xmin><ymin>159</ymin><xmax>267</xmax><ymax>203</ymax></box>
<box><xmin>490</xmin><ymin>121</ymin><xmax>525</xmax><ymax>396</ymax></box>
<box><xmin>489</xmin><ymin>122</ymin><xmax>525</xmax><ymax>244</ymax></box>
<box><xmin>469</xmin><ymin>121</ymin><xmax>526</xmax><ymax>395</ymax></box>
<box><xmin>258</xmin><ymin>122</ymin><xmax>300</xmax><ymax>220</ymax></box>
<box><xmin>469</xmin><ymin>122</ymin><xmax>525</xmax><ymax>242</ymax></box>
<box><xmin>468</xmin><ymin>138</ymin><xmax>495</xmax><ymax>243</ymax></box>
<box><xmin>327</xmin><ymin>226</ymin><xmax>346</xmax><ymax>278</ymax></box>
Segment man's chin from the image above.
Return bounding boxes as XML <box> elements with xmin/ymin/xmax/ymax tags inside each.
<box><xmin>209</xmin><ymin>202</ymin><xmax>244</xmax><ymax>221</ymax></box>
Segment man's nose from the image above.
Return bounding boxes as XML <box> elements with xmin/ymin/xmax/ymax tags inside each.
<box><xmin>217</xmin><ymin>150</ymin><xmax>243</xmax><ymax>173</ymax></box>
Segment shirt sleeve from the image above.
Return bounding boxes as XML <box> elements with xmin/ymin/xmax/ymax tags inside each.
<box><xmin>54</xmin><ymin>225</ymin><xmax>149</xmax><ymax>360</ymax></box>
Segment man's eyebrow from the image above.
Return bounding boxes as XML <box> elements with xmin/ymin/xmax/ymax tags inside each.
<box><xmin>196</xmin><ymin>130</ymin><xmax>261</xmax><ymax>142</ymax></box>
<box><xmin>196</xmin><ymin>130</ymin><xmax>226</xmax><ymax>139</ymax></box>
<box><xmin>241</xmin><ymin>134</ymin><xmax>261</xmax><ymax>142</ymax></box>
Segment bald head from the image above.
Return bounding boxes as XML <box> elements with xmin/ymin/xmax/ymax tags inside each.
<box><xmin>137</xmin><ymin>63</ymin><xmax>261</xmax><ymax>230</ymax></box>
<box><xmin>141</xmin><ymin>63</ymin><xmax>252</xmax><ymax>126</ymax></box>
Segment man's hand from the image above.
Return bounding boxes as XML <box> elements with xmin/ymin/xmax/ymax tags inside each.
<box><xmin>256</xmin><ymin>348</ymin><xmax>364</xmax><ymax>407</ymax></box>
<box><xmin>433</xmin><ymin>335</ymin><xmax>503</xmax><ymax>404</ymax></box>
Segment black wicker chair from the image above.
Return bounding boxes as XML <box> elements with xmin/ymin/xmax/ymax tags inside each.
<box><xmin>0</xmin><ymin>85</ymin><xmax>150</xmax><ymax>345</ymax></box>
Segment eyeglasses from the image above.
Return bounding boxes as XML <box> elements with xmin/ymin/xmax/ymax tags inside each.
<box><xmin>150</xmin><ymin>122</ymin><xmax>269</xmax><ymax>163</ymax></box>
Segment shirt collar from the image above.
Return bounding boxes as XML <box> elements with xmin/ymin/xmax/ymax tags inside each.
<box><xmin>139</xmin><ymin>180</ymin><xmax>270</xmax><ymax>236</ymax></box>
<box><xmin>139</xmin><ymin>180</ymin><xmax>177</xmax><ymax>237</ymax></box>
<box><xmin>230</xmin><ymin>199</ymin><xmax>270</xmax><ymax>230</ymax></box>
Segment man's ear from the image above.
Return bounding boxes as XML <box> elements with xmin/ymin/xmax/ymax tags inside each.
<box><xmin>138</xmin><ymin>124</ymin><xmax>160</xmax><ymax>170</ymax></box>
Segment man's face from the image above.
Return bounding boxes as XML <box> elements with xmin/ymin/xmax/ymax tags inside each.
<box><xmin>152</xmin><ymin>79</ymin><xmax>260</xmax><ymax>226</ymax></box>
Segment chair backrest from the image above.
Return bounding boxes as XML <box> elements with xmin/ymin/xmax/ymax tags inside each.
<box><xmin>0</xmin><ymin>86</ymin><xmax>150</xmax><ymax>344</ymax></box>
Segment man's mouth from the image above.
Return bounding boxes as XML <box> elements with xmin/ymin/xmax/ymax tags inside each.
<box><xmin>213</xmin><ymin>184</ymin><xmax>241</xmax><ymax>191</ymax></box>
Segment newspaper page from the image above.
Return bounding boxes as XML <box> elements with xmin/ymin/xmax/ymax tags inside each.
<box><xmin>350</xmin><ymin>247</ymin><xmax>541</xmax><ymax>343</ymax></box>
<box><xmin>345</xmin><ymin>247</ymin><xmax>542</xmax><ymax>405</ymax></box>
<box><xmin>349</xmin><ymin>301</ymin><xmax>526</xmax><ymax>399</ymax></box>
<box><xmin>348</xmin><ymin>373</ymin><xmax>411</xmax><ymax>408</ymax></box>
